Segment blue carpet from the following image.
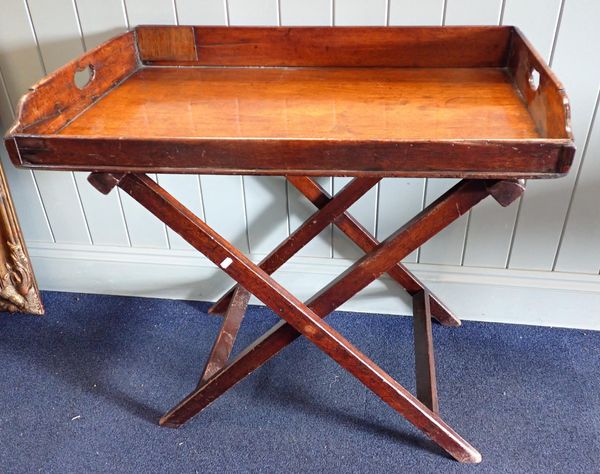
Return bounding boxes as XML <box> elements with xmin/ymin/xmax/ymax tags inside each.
<box><xmin>0</xmin><ymin>291</ymin><xmax>599</xmax><ymax>473</ymax></box>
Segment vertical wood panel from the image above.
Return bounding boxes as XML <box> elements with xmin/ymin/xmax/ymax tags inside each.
<box><xmin>227</xmin><ymin>0</ymin><xmax>278</xmax><ymax>25</ymax></box>
<box><xmin>201</xmin><ymin>176</ymin><xmax>249</xmax><ymax>252</ymax></box>
<box><xmin>462</xmin><ymin>0</ymin><xmax>563</xmax><ymax>268</ymax></box>
<box><xmin>501</xmin><ymin>0</ymin><xmax>562</xmax><ymax>59</ymax></box>
<box><xmin>444</xmin><ymin>0</ymin><xmax>502</xmax><ymax>25</ymax></box>
<box><xmin>377</xmin><ymin>179</ymin><xmax>423</xmax><ymax>262</ymax></box>
<box><xmin>228</xmin><ymin>0</ymin><xmax>289</xmax><ymax>255</ymax></box>
<box><xmin>420</xmin><ymin>0</ymin><xmax>503</xmax><ymax>265</ymax></box>
<box><xmin>124</xmin><ymin>0</ymin><xmax>176</xmax><ymax>24</ymax></box>
<box><xmin>173</xmin><ymin>0</ymin><xmax>247</xmax><ymax>253</ymax></box>
<box><xmin>282</xmin><ymin>1</ymin><xmax>332</xmax><ymax>257</ymax></box>
<box><xmin>334</xmin><ymin>0</ymin><xmax>387</xmax><ymax>26</ymax></box>
<box><xmin>16</xmin><ymin>0</ymin><xmax>91</xmax><ymax>244</ymax></box>
<box><xmin>280</xmin><ymin>0</ymin><xmax>331</xmax><ymax>25</ymax></box>
<box><xmin>243</xmin><ymin>176</ymin><xmax>289</xmax><ymax>254</ymax></box>
<box><xmin>418</xmin><ymin>179</ymin><xmax>468</xmax><ymax>265</ymax></box>
<box><xmin>509</xmin><ymin>0</ymin><xmax>600</xmax><ymax>270</ymax></box>
<box><xmin>332</xmin><ymin>0</ymin><xmax>386</xmax><ymax>259</ymax></box>
<box><xmin>389</xmin><ymin>0</ymin><xmax>443</xmax><ymax>25</ymax></box>
<box><xmin>120</xmin><ymin>0</ymin><xmax>174</xmax><ymax>248</ymax></box>
<box><xmin>52</xmin><ymin>0</ymin><xmax>129</xmax><ymax>246</ymax></box>
<box><xmin>175</xmin><ymin>0</ymin><xmax>227</xmax><ymax>25</ymax></box>
<box><xmin>75</xmin><ymin>0</ymin><xmax>129</xmax><ymax>47</ymax></box>
<box><xmin>168</xmin><ymin>1</ymin><xmax>248</xmax><ymax>256</ymax></box>
<box><xmin>0</xmin><ymin>68</ymin><xmax>52</xmax><ymax>242</ymax></box>
<box><xmin>288</xmin><ymin>178</ymin><xmax>333</xmax><ymax>257</ymax></box>
<box><xmin>383</xmin><ymin>0</ymin><xmax>444</xmax><ymax>263</ymax></box>
<box><xmin>157</xmin><ymin>175</ymin><xmax>205</xmax><ymax>250</ymax></box>
<box><xmin>554</xmin><ymin>91</ymin><xmax>600</xmax><ymax>273</ymax></box>
<box><xmin>332</xmin><ymin>178</ymin><xmax>378</xmax><ymax>259</ymax></box>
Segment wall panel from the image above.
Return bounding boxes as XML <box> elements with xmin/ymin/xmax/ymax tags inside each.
<box><xmin>389</xmin><ymin>0</ymin><xmax>444</xmax><ymax>26</ymax></box>
<box><xmin>419</xmin><ymin>0</ymin><xmax>503</xmax><ymax>265</ymax></box>
<box><xmin>509</xmin><ymin>0</ymin><xmax>600</xmax><ymax>270</ymax></box>
<box><xmin>0</xmin><ymin>61</ymin><xmax>52</xmax><ymax>242</ymax></box>
<box><xmin>175</xmin><ymin>0</ymin><xmax>227</xmax><ymax>25</ymax></box>
<box><xmin>462</xmin><ymin>0</ymin><xmax>563</xmax><ymax>268</ymax></box>
<box><xmin>0</xmin><ymin>0</ymin><xmax>597</xmax><ymax>321</ymax></box>
<box><xmin>72</xmin><ymin>0</ymin><xmax>131</xmax><ymax>246</ymax></box>
<box><xmin>383</xmin><ymin>0</ymin><xmax>444</xmax><ymax>263</ymax></box>
<box><xmin>281</xmin><ymin>0</ymin><xmax>331</xmax><ymax>25</ymax></box>
<box><xmin>227</xmin><ymin>0</ymin><xmax>289</xmax><ymax>255</ymax></box>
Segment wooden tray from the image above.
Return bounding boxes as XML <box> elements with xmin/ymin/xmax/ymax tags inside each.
<box><xmin>4</xmin><ymin>26</ymin><xmax>575</xmax><ymax>178</ymax></box>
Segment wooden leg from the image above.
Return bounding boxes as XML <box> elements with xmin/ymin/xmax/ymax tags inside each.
<box><xmin>207</xmin><ymin>176</ymin><xmax>379</xmax><ymax>317</ymax></box>
<box><xmin>210</xmin><ymin>176</ymin><xmax>461</xmax><ymax>327</ymax></box>
<box><xmin>99</xmin><ymin>173</ymin><xmax>490</xmax><ymax>463</ymax></box>
<box><xmin>198</xmin><ymin>286</ymin><xmax>250</xmax><ymax>386</ymax></box>
<box><xmin>413</xmin><ymin>290</ymin><xmax>439</xmax><ymax>413</ymax></box>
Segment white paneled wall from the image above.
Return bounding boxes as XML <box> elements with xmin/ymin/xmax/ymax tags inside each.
<box><xmin>1</xmin><ymin>0</ymin><xmax>600</xmax><ymax>327</ymax></box>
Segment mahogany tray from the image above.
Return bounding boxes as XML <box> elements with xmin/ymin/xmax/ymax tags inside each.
<box><xmin>5</xmin><ymin>26</ymin><xmax>574</xmax><ymax>179</ymax></box>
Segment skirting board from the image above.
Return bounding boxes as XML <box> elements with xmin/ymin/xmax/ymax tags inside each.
<box><xmin>26</xmin><ymin>242</ymin><xmax>600</xmax><ymax>331</ymax></box>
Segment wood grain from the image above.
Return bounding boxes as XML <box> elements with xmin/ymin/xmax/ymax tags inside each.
<box><xmin>5</xmin><ymin>26</ymin><xmax>575</xmax><ymax>178</ymax></box>
<box><xmin>137</xmin><ymin>26</ymin><xmax>197</xmax><ymax>62</ymax></box>
<box><xmin>158</xmin><ymin>26</ymin><xmax>512</xmax><ymax>67</ymax></box>
<box><xmin>115</xmin><ymin>172</ymin><xmax>482</xmax><ymax>463</ymax></box>
<box><xmin>58</xmin><ymin>67</ymin><xmax>539</xmax><ymax>140</ymax></box>
<box><xmin>8</xmin><ymin>31</ymin><xmax>138</xmax><ymax>135</ymax></box>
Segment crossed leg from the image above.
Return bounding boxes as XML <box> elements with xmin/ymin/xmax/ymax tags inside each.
<box><xmin>87</xmin><ymin>173</ymin><xmax>525</xmax><ymax>463</ymax></box>
<box><xmin>210</xmin><ymin>176</ymin><xmax>461</xmax><ymax>327</ymax></box>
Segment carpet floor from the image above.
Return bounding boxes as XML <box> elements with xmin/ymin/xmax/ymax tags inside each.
<box><xmin>0</xmin><ymin>291</ymin><xmax>599</xmax><ymax>473</ymax></box>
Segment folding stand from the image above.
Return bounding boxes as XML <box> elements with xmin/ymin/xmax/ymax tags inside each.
<box><xmin>89</xmin><ymin>172</ymin><xmax>526</xmax><ymax>463</ymax></box>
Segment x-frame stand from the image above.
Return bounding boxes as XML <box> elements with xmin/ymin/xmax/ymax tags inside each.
<box><xmin>89</xmin><ymin>172</ymin><xmax>525</xmax><ymax>463</ymax></box>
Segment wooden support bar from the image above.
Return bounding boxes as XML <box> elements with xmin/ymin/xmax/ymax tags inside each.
<box><xmin>210</xmin><ymin>176</ymin><xmax>461</xmax><ymax>327</ymax></box>
<box><xmin>303</xmin><ymin>180</ymin><xmax>491</xmax><ymax>317</ymax></box>
<box><xmin>198</xmin><ymin>286</ymin><xmax>250</xmax><ymax>386</ymax></box>
<box><xmin>88</xmin><ymin>172</ymin><xmax>126</xmax><ymax>194</ymax></box>
<box><xmin>487</xmin><ymin>179</ymin><xmax>526</xmax><ymax>207</ymax></box>
<box><xmin>208</xmin><ymin>176</ymin><xmax>380</xmax><ymax>312</ymax></box>
<box><xmin>114</xmin><ymin>173</ymin><xmax>483</xmax><ymax>463</ymax></box>
<box><xmin>413</xmin><ymin>290</ymin><xmax>439</xmax><ymax>413</ymax></box>
<box><xmin>161</xmin><ymin>181</ymin><xmax>491</xmax><ymax>430</ymax></box>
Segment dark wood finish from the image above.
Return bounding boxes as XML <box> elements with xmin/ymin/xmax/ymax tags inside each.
<box><xmin>413</xmin><ymin>290</ymin><xmax>439</xmax><ymax>413</ymax></box>
<box><xmin>146</xmin><ymin>26</ymin><xmax>512</xmax><ymax>67</ymax></box>
<box><xmin>136</xmin><ymin>26</ymin><xmax>197</xmax><ymax>62</ymax></box>
<box><xmin>7</xmin><ymin>32</ymin><xmax>138</xmax><ymax>136</ymax></box>
<box><xmin>508</xmin><ymin>28</ymin><xmax>573</xmax><ymax>141</ymax></box>
<box><xmin>5</xmin><ymin>26</ymin><xmax>574</xmax><ymax>179</ymax></box>
<box><xmin>210</xmin><ymin>176</ymin><xmax>460</xmax><ymax>327</ymax></box>
<box><xmin>198</xmin><ymin>286</ymin><xmax>250</xmax><ymax>386</ymax></box>
<box><xmin>487</xmin><ymin>179</ymin><xmax>527</xmax><ymax>207</ymax></box>
<box><xmin>208</xmin><ymin>176</ymin><xmax>380</xmax><ymax>315</ymax></box>
<box><xmin>11</xmin><ymin>136</ymin><xmax>572</xmax><ymax>178</ymax></box>
<box><xmin>61</xmin><ymin>68</ymin><xmax>539</xmax><ymax>140</ymax></box>
<box><xmin>157</xmin><ymin>180</ymin><xmax>492</xmax><ymax>439</ymax></box>
<box><xmin>0</xmin><ymin>159</ymin><xmax>43</xmax><ymax>314</ymax></box>
<box><xmin>112</xmin><ymin>172</ymin><xmax>483</xmax><ymax>463</ymax></box>
<box><xmin>303</xmin><ymin>180</ymin><xmax>492</xmax><ymax>317</ymax></box>
<box><xmin>4</xmin><ymin>26</ymin><xmax>577</xmax><ymax>464</ymax></box>
<box><xmin>87</xmin><ymin>172</ymin><xmax>125</xmax><ymax>195</ymax></box>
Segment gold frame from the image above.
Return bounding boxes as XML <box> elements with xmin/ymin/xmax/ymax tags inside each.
<box><xmin>0</xmin><ymin>162</ymin><xmax>43</xmax><ymax>315</ymax></box>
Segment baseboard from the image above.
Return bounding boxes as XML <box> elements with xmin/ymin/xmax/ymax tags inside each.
<box><xmin>26</xmin><ymin>242</ymin><xmax>600</xmax><ymax>330</ymax></box>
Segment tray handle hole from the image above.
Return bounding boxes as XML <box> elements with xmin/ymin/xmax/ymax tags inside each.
<box><xmin>529</xmin><ymin>68</ymin><xmax>540</xmax><ymax>92</ymax></box>
<box><xmin>74</xmin><ymin>64</ymin><xmax>95</xmax><ymax>90</ymax></box>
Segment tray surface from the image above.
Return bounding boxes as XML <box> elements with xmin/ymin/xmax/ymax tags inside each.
<box><xmin>60</xmin><ymin>67</ymin><xmax>539</xmax><ymax>141</ymax></box>
<box><xmin>5</xmin><ymin>26</ymin><xmax>574</xmax><ymax>178</ymax></box>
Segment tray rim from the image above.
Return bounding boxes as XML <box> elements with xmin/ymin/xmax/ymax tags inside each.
<box><xmin>4</xmin><ymin>25</ymin><xmax>575</xmax><ymax>178</ymax></box>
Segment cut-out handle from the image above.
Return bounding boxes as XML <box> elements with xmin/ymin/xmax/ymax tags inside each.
<box><xmin>528</xmin><ymin>67</ymin><xmax>540</xmax><ymax>92</ymax></box>
<box><xmin>74</xmin><ymin>64</ymin><xmax>95</xmax><ymax>89</ymax></box>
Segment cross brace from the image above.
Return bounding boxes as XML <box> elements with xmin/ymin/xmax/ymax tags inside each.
<box><xmin>88</xmin><ymin>172</ymin><xmax>525</xmax><ymax>463</ymax></box>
